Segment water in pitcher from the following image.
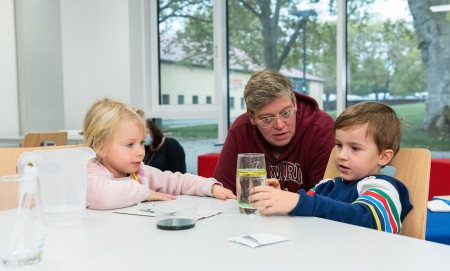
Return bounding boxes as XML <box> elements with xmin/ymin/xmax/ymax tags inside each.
<box><xmin>237</xmin><ymin>169</ymin><xmax>267</xmax><ymax>214</ymax></box>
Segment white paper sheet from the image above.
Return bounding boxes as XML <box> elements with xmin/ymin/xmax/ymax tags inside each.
<box><xmin>112</xmin><ymin>202</ymin><xmax>222</xmax><ymax>220</ymax></box>
<box><xmin>428</xmin><ymin>199</ymin><xmax>450</xmax><ymax>212</ymax></box>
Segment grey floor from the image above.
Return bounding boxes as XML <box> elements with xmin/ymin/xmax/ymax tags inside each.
<box><xmin>177</xmin><ymin>137</ymin><xmax>218</xmax><ymax>174</ymax></box>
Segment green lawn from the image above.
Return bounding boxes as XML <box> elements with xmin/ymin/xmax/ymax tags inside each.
<box><xmin>381</xmin><ymin>103</ymin><xmax>449</xmax><ymax>151</ymax></box>
<box><xmin>166</xmin><ymin>102</ymin><xmax>450</xmax><ymax>151</ymax></box>
<box><xmin>318</xmin><ymin>102</ymin><xmax>448</xmax><ymax>151</ymax></box>
<box><xmin>394</xmin><ymin>104</ymin><xmax>450</xmax><ymax>151</ymax></box>
<box><xmin>168</xmin><ymin>124</ymin><xmax>219</xmax><ymax>138</ymax></box>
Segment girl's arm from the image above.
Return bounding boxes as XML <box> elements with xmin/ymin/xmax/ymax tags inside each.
<box><xmin>86</xmin><ymin>161</ymin><xmax>150</xmax><ymax>210</ymax></box>
<box><xmin>143</xmin><ymin>165</ymin><xmax>219</xmax><ymax>197</ymax></box>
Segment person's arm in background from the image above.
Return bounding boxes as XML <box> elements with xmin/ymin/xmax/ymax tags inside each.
<box><xmin>213</xmin><ymin>127</ymin><xmax>239</xmax><ymax>193</ymax></box>
<box><xmin>166</xmin><ymin>138</ymin><xmax>187</xmax><ymax>173</ymax></box>
<box><xmin>143</xmin><ymin>144</ymin><xmax>151</xmax><ymax>165</ymax></box>
<box><xmin>304</xmin><ymin>114</ymin><xmax>335</xmax><ymax>187</ymax></box>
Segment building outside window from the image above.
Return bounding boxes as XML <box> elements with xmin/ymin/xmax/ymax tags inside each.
<box><xmin>229</xmin><ymin>97</ymin><xmax>235</xmax><ymax>110</ymax></box>
<box><xmin>177</xmin><ymin>95</ymin><xmax>184</xmax><ymax>105</ymax></box>
<box><xmin>162</xmin><ymin>94</ymin><xmax>170</xmax><ymax>105</ymax></box>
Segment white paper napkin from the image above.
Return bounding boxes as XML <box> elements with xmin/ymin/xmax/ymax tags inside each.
<box><xmin>228</xmin><ymin>233</ymin><xmax>290</xmax><ymax>248</ymax></box>
<box><xmin>428</xmin><ymin>200</ymin><xmax>450</xmax><ymax>212</ymax></box>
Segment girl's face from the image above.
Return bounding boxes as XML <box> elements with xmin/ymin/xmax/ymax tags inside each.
<box><xmin>98</xmin><ymin>119</ymin><xmax>145</xmax><ymax>178</ymax></box>
<box><xmin>334</xmin><ymin>124</ymin><xmax>392</xmax><ymax>181</ymax></box>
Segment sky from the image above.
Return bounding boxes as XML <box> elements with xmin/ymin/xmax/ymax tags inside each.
<box><xmin>297</xmin><ymin>0</ymin><xmax>412</xmax><ymax>22</ymax></box>
<box><xmin>371</xmin><ymin>0</ymin><xmax>412</xmax><ymax>21</ymax></box>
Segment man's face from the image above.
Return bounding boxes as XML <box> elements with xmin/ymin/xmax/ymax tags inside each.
<box><xmin>249</xmin><ymin>95</ymin><xmax>296</xmax><ymax>148</ymax></box>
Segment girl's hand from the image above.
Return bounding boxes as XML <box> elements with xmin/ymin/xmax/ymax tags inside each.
<box><xmin>212</xmin><ymin>184</ymin><xmax>236</xmax><ymax>200</ymax></box>
<box><xmin>147</xmin><ymin>190</ymin><xmax>177</xmax><ymax>201</ymax></box>
<box><xmin>249</xmin><ymin>185</ymin><xmax>299</xmax><ymax>215</ymax></box>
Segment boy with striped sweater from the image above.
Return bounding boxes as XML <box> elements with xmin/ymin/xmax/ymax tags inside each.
<box><xmin>249</xmin><ymin>101</ymin><xmax>412</xmax><ymax>233</ymax></box>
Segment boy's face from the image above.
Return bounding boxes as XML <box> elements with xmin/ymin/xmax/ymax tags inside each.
<box><xmin>98</xmin><ymin>119</ymin><xmax>145</xmax><ymax>178</ymax></box>
<box><xmin>334</xmin><ymin>124</ymin><xmax>392</xmax><ymax>181</ymax></box>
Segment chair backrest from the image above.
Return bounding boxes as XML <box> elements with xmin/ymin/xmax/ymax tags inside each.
<box><xmin>22</xmin><ymin>131</ymin><xmax>68</xmax><ymax>147</ymax></box>
<box><xmin>0</xmin><ymin>145</ymin><xmax>82</xmax><ymax>175</ymax></box>
<box><xmin>323</xmin><ymin>147</ymin><xmax>431</xmax><ymax>239</ymax></box>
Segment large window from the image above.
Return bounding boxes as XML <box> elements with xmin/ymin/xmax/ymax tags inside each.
<box><xmin>154</xmin><ymin>0</ymin><xmax>338</xmax><ymax>173</ymax></box>
<box><xmin>227</xmin><ymin>0</ymin><xmax>336</xmax><ymax>122</ymax></box>
<box><xmin>152</xmin><ymin>0</ymin><xmax>450</xmax><ymax>174</ymax></box>
<box><xmin>154</xmin><ymin>1</ymin><xmax>221</xmax><ymax>174</ymax></box>
<box><xmin>158</xmin><ymin>1</ymin><xmax>215</xmax><ymax>106</ymax></box>
<box><xmin>347</xmin><ymin>0</ymin><xmax>450</xmax><ymax>152</ymax></box>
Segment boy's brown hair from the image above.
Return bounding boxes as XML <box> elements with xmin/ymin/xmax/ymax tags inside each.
<box><xmin>334</xmin><ymin>101</ymin><xmax>402</xmax><ymax>155</ymax></box>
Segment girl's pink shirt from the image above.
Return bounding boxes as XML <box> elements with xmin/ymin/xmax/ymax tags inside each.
<box><xmin>86</xmin><ymin>160</ymin><xmax>219</xmax><ymax>210</ymax></box>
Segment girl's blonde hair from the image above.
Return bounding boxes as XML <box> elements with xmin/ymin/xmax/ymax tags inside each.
<box><xmin>83</xmin><ymin>98</ymin><xmax>146</xmax><ymax>156</ymax></box>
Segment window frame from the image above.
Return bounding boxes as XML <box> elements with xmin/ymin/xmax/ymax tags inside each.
<box><xmin>136</xmin><ymin>0</ymin><xmax>346</xmax><ymax>142</ymax></box>
<box><xmin>146</xmin><ymin>0</ymin><xmax>229</xmax><ymax>142</ymax></box>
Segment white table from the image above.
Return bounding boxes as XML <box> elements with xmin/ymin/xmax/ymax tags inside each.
<box><xmin>26</xmin><ymin>196</ymin><xmax>450</xmax><ymax>271</ymax></box>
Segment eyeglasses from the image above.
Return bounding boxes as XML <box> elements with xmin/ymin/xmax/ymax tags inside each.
<box><xmin>256</xmin><ymin>107</ymin><xmax>296</xmax><ymax>128</ymax></box>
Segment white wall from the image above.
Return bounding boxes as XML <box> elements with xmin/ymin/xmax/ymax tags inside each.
<box><xmin>15</xmin><ymin>0</ymin><xmax>65</xmax><ymax>133</ymax></box>
<box><xmin>0</xmin><ymin>0</ymin><xmax>19</xmax><ymax>136</ymax></box>
<box><xmin>60</xmin><ymin>0</ymin><xmax>132</xmax><ymax>129</ymax></box>
<box><xmin>0</xmin><ymin>0</ymin><xmax>133</xmax><ymax>136</ymax></box>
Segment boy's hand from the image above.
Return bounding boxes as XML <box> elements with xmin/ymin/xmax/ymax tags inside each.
<box><xmin>212</xmin><ymin>184</ymin><xmax>236</xmax><ymax>200</ymax></box>
<box><xmin>147</xmin><ymin>190</ymin><xmax>177</xmax><ymax>201</ymax></box>
<box><xmin>266</xmin><ymin>178</ymin><xmax>281</xmax><ymax>189</ymax></box>
<box><xmin>249</xmin><ymin>186</ymin><xmax>299</xmax><ymax>215</ymax></box>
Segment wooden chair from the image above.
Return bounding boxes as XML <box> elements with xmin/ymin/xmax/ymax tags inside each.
<box><xmin>21</xmin><ymin>131</ymin><xmax>68</xmax><ymax>147</ymax></box>
<box><xmin>323</xmin><ymin>147</ymin><xmax>431</xmax><ymax>240</ymax></box>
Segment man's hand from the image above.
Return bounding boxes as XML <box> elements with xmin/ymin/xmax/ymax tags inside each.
<box><xmin>266</xmin><ymin>178</ymin><xmax>281</xmax><ymax>189</ymax></box>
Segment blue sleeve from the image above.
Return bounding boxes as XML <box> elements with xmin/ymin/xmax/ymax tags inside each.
<box><xmin>289</xmin><ymin>190</ymin><xmax>379</xmax><ymax>230</ymax></box>
<box><xmin>288</xmin><ymin>176</ymin><xmax>412</xmax><ymax>234</ymax></box>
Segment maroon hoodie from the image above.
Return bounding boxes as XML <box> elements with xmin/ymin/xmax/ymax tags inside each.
<box><xmin>214</xmin><ymin>92</ymin><xmax>335</xmax><ymax>193</ymax></box>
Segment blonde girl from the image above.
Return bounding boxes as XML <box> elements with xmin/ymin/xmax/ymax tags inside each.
<box><xmin>83</xmin><ymin>98</ymin><xmax>235</xmax><ymax>210</ymax></box>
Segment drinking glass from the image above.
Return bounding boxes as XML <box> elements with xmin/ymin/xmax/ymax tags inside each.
<box><xmin>236</xmin><ymin>153</ymin><xmax>267</xmax><ymax>214</ymax></box>
<box><xmin>154</xmin><ymin>201</ymin><xmax>199</xmax><ymax>230</ymax></box>
<box><xmin>0</xmin><ymin>172</ymin><xmax>45</xmax><ymax>268</ymax></box>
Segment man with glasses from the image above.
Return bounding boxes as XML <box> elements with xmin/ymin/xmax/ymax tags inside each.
<box><xmin>214</xmin><ymin>70</ymin><xmax>335</xmax><ymax>194</ymax></box>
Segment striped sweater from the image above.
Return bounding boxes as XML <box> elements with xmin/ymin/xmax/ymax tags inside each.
<box><xmin>288</xmin><ymin>175</ymin><xmax>413</xmax><ymax>233</ymax></box>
